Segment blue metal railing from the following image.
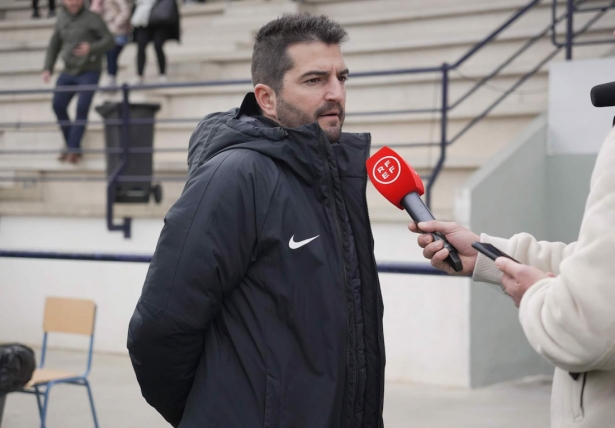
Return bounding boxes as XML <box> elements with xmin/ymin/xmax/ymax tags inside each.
<box><xmin>0</xmin><ymin>0</ymin><xmax>613</xmax><ymax>238</ymax></box>
<box><xmin>0</xmin><ymin>250</ymin><xmax>451</xmax><ymax>276</ymax></box>
<box><xmin>552</xmin><ymin>0</ymin><xmax>615</xmax><ymax>59</ymax></box>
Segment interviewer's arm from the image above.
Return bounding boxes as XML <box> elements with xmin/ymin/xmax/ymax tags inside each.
<box><xmin>518</xmin><ymin>127</ymin><xmax>615</xmax><ymax>373</ymax></box>
<box><xmin>127</xmin><ymin>150</ymin><xmax>264</xmax><ymax>427</ymax></box>
<box><xmin>472</xmin><ymin>233</ymin><xmax>576</xmax><ymax>285</ymax></box>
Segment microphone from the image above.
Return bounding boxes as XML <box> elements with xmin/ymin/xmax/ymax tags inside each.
<box><xmin>366</xmin><ymin>146</ymin><xmax>463</xmax><ymax>272</ymax></box>
<box><xmin>590</xmin><ymin>81</ymin><xmax>615</xmax><ymax>107</ymax></box>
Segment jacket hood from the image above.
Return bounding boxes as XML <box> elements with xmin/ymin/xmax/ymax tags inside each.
<box><xmin>187</xmin><ymin>93</ymin><xmax>370</xmax><ymax>183</ymax></box>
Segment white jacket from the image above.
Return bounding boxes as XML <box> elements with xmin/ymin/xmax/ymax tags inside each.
<box><xmin>130</xmin><ymin>0</ymin><xmax>156</xmax><ymax>28</ymax></box>
<box><xmin>473</xmin><ymin>125</ymin><xmax>615</xmax><ymax>428</ymax></box>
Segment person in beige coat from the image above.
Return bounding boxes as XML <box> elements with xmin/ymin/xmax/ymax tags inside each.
<box><xmin>91</xmin><ymin>0</ymin><xmax>132</xmax><ymax>86</ymax></box>
<box><xmin>409</xmin><ymin>125</ymin><xmax>615</xmax><ymax>428</ymax></box>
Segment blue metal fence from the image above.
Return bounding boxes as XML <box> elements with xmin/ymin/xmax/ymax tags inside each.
<box><xmin>0</xmin><ymin>250</ymin><xmax>451</xmax><ymax>276</ymax></box>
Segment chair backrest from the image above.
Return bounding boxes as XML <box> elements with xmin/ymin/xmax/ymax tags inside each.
<box><xmin>43</xmin><ymin>297</ymin><xmax>96</xmax><ymax>336</ymax></box>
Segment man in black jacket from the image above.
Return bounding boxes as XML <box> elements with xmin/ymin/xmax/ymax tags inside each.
<box><xmin>128</xmin><ymin>13</ymin><xmax>385</xmax><ymax>428</ymax></box>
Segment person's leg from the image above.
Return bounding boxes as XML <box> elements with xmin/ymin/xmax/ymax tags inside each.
<box><xmin>31</xmin><ymin>0</ymin><xmax>40</xmax><ymax>18</ymax></box>
<box><xmin>152</xmin><ymin>27</ymin><xmax>167</xmax><ymax>77</ymax></box>
<box><xmin>106</xmin><ymin>44</ymin><xmax>123</xmax><ymax>85</ymax></box>
<box><xmin>47</xmin><ymin>0</ymin><xmax>55</xmax><ymax>16</ymax></box>
<box><xmin>110</xmin><ymin>37</ymin><xmax>127</xmax><ymax>77</ymax></box>
<box><xmin>66</xmin><ymin>71</ymin><xmax>101</xmax><ymax>159</ymax></box>
<box><xmin>135</xmin><ymin>28</ymin><xmax>149</xmax><ymax>79</ymax></box>
<box><xmin>52</xmin><ymin>72</ymin><xmax>77</xmax><ymax>157</ymax></box>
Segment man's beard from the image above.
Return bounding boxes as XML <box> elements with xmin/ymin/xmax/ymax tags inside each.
<box><xmin>276</xmin><ymin>95</ymin><xmax>345</xmax><ymax>143</ymax></box>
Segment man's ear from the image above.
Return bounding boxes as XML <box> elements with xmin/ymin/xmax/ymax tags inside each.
<box><xmin>254</xmin><ymin>84</ymin><xmax>277</xmax><ymax>119</ymax></box>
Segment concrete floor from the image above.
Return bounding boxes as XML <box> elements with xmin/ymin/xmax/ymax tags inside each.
<box><xmin>1</xmin><ymin>349</ymin><xmax>552</xmax><ymax>428</ymax></box>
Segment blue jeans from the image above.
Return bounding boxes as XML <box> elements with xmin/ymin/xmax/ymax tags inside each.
<box><xmin>106</xmin><ymin>44</ymin><xmax>124</xmax><ymax>76</ymax></box>
<box><xmin>52</xmin><ymin>71</ymin><xmax>101</xmax><ymax>152</ymax></box>
<box><xmin>106</xmin><ymin>35</ymin><xmax>128</xmax><ymax>76</ymax></box>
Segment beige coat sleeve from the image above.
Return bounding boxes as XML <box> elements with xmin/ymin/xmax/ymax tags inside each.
<box><xmin>519</xmin><ymin>126</ymin><xmax>615</xmax><ymax>373</ymax></box>
<box><xmin>472</xmin><ymin>233</ymin><xmax>576</xmax><ymax>286</ymax></box>
<box><xmin>473</xmin><ymin>126</ymin><xmax>615</xmax><ymax>373</ymax></box>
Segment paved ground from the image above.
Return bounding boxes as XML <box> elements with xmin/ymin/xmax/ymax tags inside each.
<box><xmin>1</xmin><ymin>349</ymin><xmax>552</xmax><ymax>428</ymax></box>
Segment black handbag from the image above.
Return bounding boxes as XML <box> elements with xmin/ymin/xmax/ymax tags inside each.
<box><xmin>0</xmin><ymin>344</ymin><xmax>36</xmax><ymax>394</ymax></box>
<box><xmin>149</xmin><ymin>0</ymin><xmax>178</xmax><ymax>27</ymax></box>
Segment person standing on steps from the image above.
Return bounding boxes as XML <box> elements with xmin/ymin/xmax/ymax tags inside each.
<box><xmin>91</xmin><ymin>0</ymin><xmax>133</xmax><ymax>87</ymax></box>
<box><xmin>130</xmin><ymin>0</ymin><xmax>180</xmax><ymax>84</ymax></box>
<box><xmin>42</xmin><ymin>0</ymin><xmax>114</xmax><ymax>164</ymax></box>
<box><xmin>32</xmin><ymin>0</ymin><xmax>56</xmax><ymax>19</ymax></box>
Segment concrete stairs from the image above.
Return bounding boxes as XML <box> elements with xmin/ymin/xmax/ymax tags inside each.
<box><xmin>0</xmin><ymin>0</ymin><xmax>614</xmax><ymax>222</ymax></box>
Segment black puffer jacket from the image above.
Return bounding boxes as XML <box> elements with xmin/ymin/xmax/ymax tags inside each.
<box><xmin>127</xmin><ymin>93</ymin><xmax>385</xmax><ymax>428</ymax></box>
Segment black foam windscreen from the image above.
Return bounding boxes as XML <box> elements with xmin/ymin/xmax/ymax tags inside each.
<box><xmin>590</xmin><ymin>81</ymin><xmax>615</xmax><ymax>107</ymax></box>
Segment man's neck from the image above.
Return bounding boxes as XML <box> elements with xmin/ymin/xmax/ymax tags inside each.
<box><xmin>260</xmin><ymin>113</ymin><xmax>280</xmax><ymax>126</ymax></box>
<box><xmin>66</xmin><ymin>6</ymin><xmax>84</xmax><ymax>15</ymax></box>
<box><xmin>236</xmin><ymin>93</ymin><xmax>283</xmax><ymax>129</ymax></box>
<box><xmin>255</xmin><ymin>114</ymin><xmax>281</xmax><ymax>129</ymax></box>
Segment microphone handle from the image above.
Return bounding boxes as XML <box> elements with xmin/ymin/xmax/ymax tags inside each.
<box><xmin>401</xmin><ymin>192</ymin><xmax>463</xmax><ymax>272</ymax></box>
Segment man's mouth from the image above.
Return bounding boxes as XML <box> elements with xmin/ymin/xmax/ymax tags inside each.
<box><xmin>319</xmin><ymin>111</ymin><xmax>340</xmax><ymax>118</ymax></box>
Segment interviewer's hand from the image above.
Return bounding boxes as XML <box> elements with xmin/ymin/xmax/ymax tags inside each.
<box><xmin>73</xmin><ymin>42</ymin><xmax>91</xmax><ymax>57</ymax></box>
<box><xmin>408</xmin><ymin>220</ymin><xmax>479</xmax><ymax>276</ymax></box>
<box><xmin>495</xmin><ymin>257</ymin><xmax>554</xmax><ymax>307</ymax></box>
<box><xmin>41</xmin><ymin>70</ymin><xmax>50</xmax><ymax>84</ymax></box>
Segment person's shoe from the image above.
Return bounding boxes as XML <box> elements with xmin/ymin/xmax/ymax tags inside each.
<box><xmin>66</xmin><ymin>153</ymin><xmax>82</xmax><ymax>164</ymax></box>
<box><xmin>47</xmin><ymin>9</ymin><xmax>56</xmax><ymax>18</ymax></box>
<box><xmin>57</xmin><ymin>151</ymin><xmax>68</xmax><ymax>162</ymax></box>
<box><xmin>158</xmin><ymin>74</ymin><xmax>168</xmax><ymax>83</ymax></box>
<box><xmin>106</xmin><ymin>75</ymin><xmax>117</xmax><ymax>87</ymax></box>
<box><xmin>130</xmin><ymin>76</ymin><xmax>144</xmax><ymax>86</ymax></box>
<box><xmin>31</xmin><ymin>9</ymin><xmax>40</xmax><ymax>18</ymax></box>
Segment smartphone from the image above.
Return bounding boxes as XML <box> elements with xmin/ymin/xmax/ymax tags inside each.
<box><xmin>471</xmin><ymin>242</ymin><xmax>520</xmax><ymax>263</ymax></box>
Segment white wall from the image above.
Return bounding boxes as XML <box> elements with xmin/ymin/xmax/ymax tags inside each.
<box><xmin>374</xmin><ymin>223</ymin><xmax>469</xmax><ymax>387</ymax></box>
<box><xmin>0</xmin><ymin>216</ymin><xmax>470</xmax><ymax>387</ymax></box>
<box><xmin>456</xmin><ymin>115</ymin><xmax>554</xmax><ymax>387</ymax></box>
<box><xmin>0</xmin><ymin>217</ymin><xmax>162</xmax><ymax>353</ymax></box>
<box><xmin>548</xmin><ymin>58</ymin><xmax>615</xmax><ymax>155</ymax></box>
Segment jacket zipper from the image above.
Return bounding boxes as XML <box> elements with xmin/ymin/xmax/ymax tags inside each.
<box><xmin>318</xmin><ymin>131</ymin><xmax>352</xmax><ymax>428</ymax></box>
<box><xmin>362</xmin><ymin>137</ymin><xmax>384</xmax><ymax>426</ymax></box>
<box><xmin>572</xmin><ymin>372</ymin><xmax>587</xmax><ymax>422</ymax></box>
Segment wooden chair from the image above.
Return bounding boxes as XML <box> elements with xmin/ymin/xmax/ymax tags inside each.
<box><xmin>17</xmin><ymin>297</ymin><xmax>99</xmax><ymax>428</ymax></box>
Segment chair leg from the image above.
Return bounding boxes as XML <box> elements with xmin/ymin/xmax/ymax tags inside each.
<box><xmin>83</xmin><ymin>380</ymin><xmax>99</xmax><ymax>428</ymax></box>
<box><xmin>34</xmin><ymin>386</ymin><xmax>43</xmax><ymax>420</ymax></box>
<box><xmin>40</xmin><ymin>384</ymin><xmax>54</xmax><ymax>428</ymax></box>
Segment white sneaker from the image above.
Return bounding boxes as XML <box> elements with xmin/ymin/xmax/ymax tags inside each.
<box><xmin>106</xmin><ymin>75</ymin><xmax>117</xmax><ymax>87</ymax></box>
<box><xmin>129</xmin><ymin>76</ymin><xmax>144</xmax><ymax>86</ymax></box>
<box><xmin>159</xmin><ymin>75</ymin><xmax>168</xmax><ymax>83</ymax></box>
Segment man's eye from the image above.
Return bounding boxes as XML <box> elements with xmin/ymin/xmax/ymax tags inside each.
<box><xmin>339</xmin><ymin>76</ymin><xmax>348</xmax><ymax>82</ymax></box>
<box><xmin>306</xmin><ymin>78</ymin><xmax>321</xmax><ymax>83</ymax></box>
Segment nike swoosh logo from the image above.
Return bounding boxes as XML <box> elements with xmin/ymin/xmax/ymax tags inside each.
<box><xmin>289</xmin><ymin>234</ymin><xmax>320</xmax><ymax>250</ymax></box>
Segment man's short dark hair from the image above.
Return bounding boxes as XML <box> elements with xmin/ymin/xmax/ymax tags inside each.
<box><xmin>251</xmin><ymin>13</ymin><xmax>348</xmax><ymax>94</ymax></box>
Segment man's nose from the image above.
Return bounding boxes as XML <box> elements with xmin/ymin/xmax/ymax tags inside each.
<box><xmin>325</xmin><ymin>78</ymin><xmax>345</xmax><ymax>103</ymax></box>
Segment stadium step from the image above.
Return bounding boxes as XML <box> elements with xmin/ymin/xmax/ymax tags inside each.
<box><xmin>1</xmin><ymin>0</ymin><xmax>614</xmax><ymax>221</ymax></box>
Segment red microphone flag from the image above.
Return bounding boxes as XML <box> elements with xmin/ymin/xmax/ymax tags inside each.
<box><xmin>366</xmin><ymin>146</ymin><xmax>424</xmax><ymax>210</ymax></box>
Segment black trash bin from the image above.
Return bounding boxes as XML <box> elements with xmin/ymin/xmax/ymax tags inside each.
<box><xmin>95</xmin><ymin>102</ymin><xmax>162</xmax><ymax>204</ymax></box>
